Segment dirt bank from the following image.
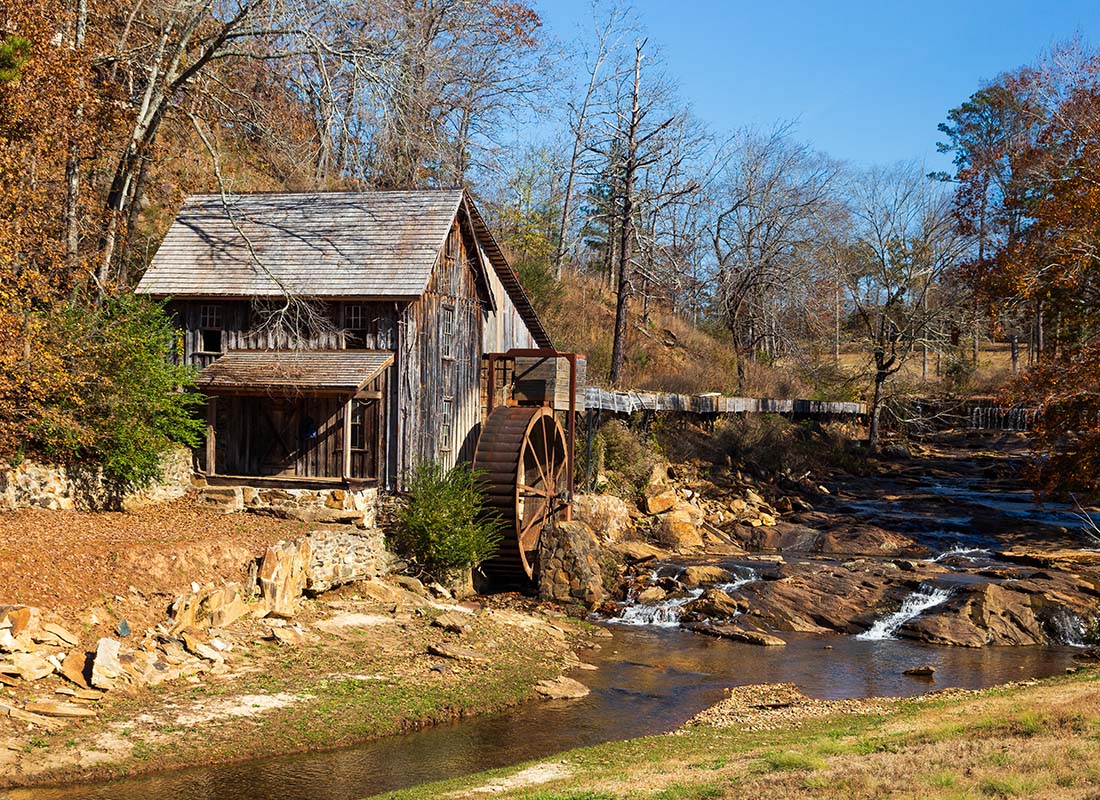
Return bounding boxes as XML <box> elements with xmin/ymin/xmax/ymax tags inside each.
<box><xmin>0</xmin><ymin>575</ymin><xmax>606</xmax><ymax>789</ymax></box>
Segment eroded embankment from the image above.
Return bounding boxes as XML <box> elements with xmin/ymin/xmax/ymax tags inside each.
<box><xmin>0</xmin><ymin>517</ymin><xmax>607</xmax><ymax>790</ymax></box>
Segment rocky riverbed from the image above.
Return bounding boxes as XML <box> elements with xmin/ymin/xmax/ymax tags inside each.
<box><xmin>589</xmin><ymin>431</ymin><xmax>1100</xmax><ymax>649</ymax></box>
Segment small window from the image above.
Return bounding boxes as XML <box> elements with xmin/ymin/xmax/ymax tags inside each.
<box><xmin>350</xmin><ymin>400</ymin><xmax>366</xmax><ymax>450</ymax></box>
<box><xmin>442</xmin><ymin>229</ymin><xmax>458</xmax><ymax>295</ymax></box>
<box><xmin>198</xmin><ymin>304</ymin><xmax>224</xmax><ymax>354</ymax></box>
<box><xmin>199</xmin><ymin>304</ymin><xmax>223</xmax><ymax>330</ymax></box>
<box><xmin>343</xmin><ymin>303</ymin><xmax>370</xmax><ymax>349</ymax></box>
<box><xmin>441</xmin><ymin>306</ymin><xmax>455</xmax><ymax>359</ymax></box>
<box><xmin>440</xmin><ymin>398</ymin><xmax>453</xmax><ymax>451</ymax></box>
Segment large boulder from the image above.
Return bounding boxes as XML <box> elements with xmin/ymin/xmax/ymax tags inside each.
<box><xmin>573</xmin><ymin>494</ymin><xmax>635</xmax><ymax>541</ymax></box>
<box><xmin>538</xmin><ymin>520</ymin><xmax>606</xmax><ymax>608</ymax></box>
<box><xmin>684</xmin><ymin>588</ymin><xmax>745</xmax><ymax>619</ymax></box>
<box><xmin>656</xmin><ymin>502</ymin><xmax>705</xmax><ymax>550</ymax></box>
<box><xmin>643</xmin><ymin>484</ymin><xmax>678</xmax><ymax>516</ymax></box>
<box><xmin>680</xmin><ymin>565</ymin><xmax>734</xmax><ymax>588</ymax></box>
<box><xmin>259</xmin><ymin>539</ymin><xmax>312</xmax><ymax>618</ymax></box>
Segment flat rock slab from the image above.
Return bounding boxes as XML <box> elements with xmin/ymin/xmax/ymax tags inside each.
<box><xmin>427</xmin><ymin>643</ymin><xmax>488</xmax><ymax>663</ymax></box>
<box><xmin>61</xmin><ymin>650</ymin><xmax>92</xmax><ymax>689</ymax></box>
<box><xmin>431</xmin><ymin>611</ymin><xmax>472</xmax><ymax>635</ymax></box>
<box><xmin>312</xmin><ymin>613</ymin><xmax>394</xmax><ymax>634</ymax></box>
<box><xmin>684</xmin><ymin>622</ymin><xmax>786</xmax><ymax>647</ymax></box>
<box><xmin>25</xmin><ymin>701</ymin><xmax>98</xmax><ymax>718</ymax></box>
<box><xmin>534</xmin><ymin>676</ymin><xmax>590</xmax><ymax>700</ymax></box>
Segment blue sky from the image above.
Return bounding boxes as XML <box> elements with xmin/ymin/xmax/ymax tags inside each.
<box><xmin>535</xmin><ymin>0</ymin><xmax>1100</xmax><ymax>172</ymax></box>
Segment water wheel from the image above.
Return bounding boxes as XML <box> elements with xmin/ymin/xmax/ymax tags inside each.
<box><xmin>474</xmin><ymin>405</ymin><xmax>569</xmax><ymax>585</ymax></box>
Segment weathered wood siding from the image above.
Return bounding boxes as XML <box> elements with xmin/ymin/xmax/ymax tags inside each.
<box><xmin>397</xmin><ymin>218</ymin><xmax>483</xmax><ymax>478</ymax></box>
<box><xmin>479</xmin><ymin>240</ymin><xmax>537</xmax><ymax>354</ymax></box>
<box><xmin>210</xmin><ymin>371</ymin><xmax>387</xmax><ymax>482</ymax></box>
<box><xmin>168</xmin><ymin>300</ymin><xmax>399</xmax><ymax>368</ymax></box>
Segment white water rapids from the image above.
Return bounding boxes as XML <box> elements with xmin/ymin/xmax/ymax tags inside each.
<box><xmin>609</xmin><ymin>568</ymin><xmax>757</xmax><ymax>627</ymax></box>
<box><xmin>856</xmin><ymin>584</ymin><xmax>953</xmax><ymax>641</ymax></box>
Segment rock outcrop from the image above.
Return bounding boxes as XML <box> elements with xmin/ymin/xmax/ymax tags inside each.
<box><xmin>573</xmin><ymin>493</ymin><xmax>635</xmax><ymax>541</ymax></box>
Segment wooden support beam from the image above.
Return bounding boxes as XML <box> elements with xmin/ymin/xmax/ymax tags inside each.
<box><xmin>342</xmin><ymin>397</ymin><xmax>353</xmax><ymax>481</ymax></box>
<box><xmin>206</xmin><ymin>397</ymin><xmax>217</xmax><ymax>476</ymax></box>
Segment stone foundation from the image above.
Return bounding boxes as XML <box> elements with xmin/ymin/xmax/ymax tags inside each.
<box><xmin>0</xmin><ymin>448</ymin><xmax>194</xmax><ymax>512</ymax></box>
<box><xmin>171</xmin><ymin>526</ymin><xmax>393</xmax><ymax>623</ymax></box>
<box><xmin>197</xmin><ymin>485</ymin><xmax>379</xmax><ymax>527</ymax></box>
<box><xmin>537</xmin><ymin>520</ymin><xmax>605</xmax><ymax>608</ymax></box>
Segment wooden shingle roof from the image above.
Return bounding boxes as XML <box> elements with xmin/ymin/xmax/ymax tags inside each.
<box><xmin>137</xmin><ymin>189</ymin><xmax>553</xmax><ymax>348</ymax></box>
<box><xmin>197</xmin><ymin>350</ymin><xmax>394</xmax><ymax>393</ymax></box>
<box><xmin>138</xmin><ymin>190</ymin><xmax>464</xmax><ymax>299</ymax></box>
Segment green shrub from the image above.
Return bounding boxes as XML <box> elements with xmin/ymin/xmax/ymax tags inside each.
<box><xmin>392</xmin><ymin>462</ymin><xmax>504</xmax><ymax>582</ymax></box>
<box><xmin>32</xmin><ymin>294</ymin><xmax>204</xmax><ymax>491</ymax></box>
<box><xmin>590</xmin><ymin>418</ymin><xmax>658</xmax><ymax>496</ymax></box>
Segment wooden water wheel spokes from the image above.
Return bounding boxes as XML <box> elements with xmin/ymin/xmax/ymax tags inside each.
<box><xmin>474</xmin><ymin>406</ymin><xmax>569</xmax><ymax>584</ymax></box>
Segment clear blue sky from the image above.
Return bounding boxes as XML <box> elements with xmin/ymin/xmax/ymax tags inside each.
<box><xmin>535</xmin><ymin>0</ymin><xmax>1100</xmax><ymax>172</ymax></box>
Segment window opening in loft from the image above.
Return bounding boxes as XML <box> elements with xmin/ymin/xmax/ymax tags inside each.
<box><xmin>442</xmin><ymin>228</ymin><xmax>458</xmax><ymax>296</ymax></box>
<box><xmin>344</xmin><ymin>303</ymin><xmax>370</xmax><ymax>349</ymax></box>
<box><xmin>440</xmin><ymin>397</ymin><xmax>453</xmax><ymax>453</ymax></box>
<box><xmin>441</xmin><ymin>306</ymin><xmax>455</xmax><ymax>359</ymax></box>
<box><xmin>198</xmin><ymin>304</ymin><xmax>223</xmax><ymax>353</ymax></box>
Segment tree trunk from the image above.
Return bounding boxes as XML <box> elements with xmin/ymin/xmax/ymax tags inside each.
<box><xmin>64</xmin><ymin>0</ymin><xmax>87</xmax><ymax>273</ymax></box>
<box><xmin>867</xmin><ymin>368</ymin><xmax>886</xmax><ymax>450</ymax></box>
<box><xmin>1010</xmin><ymin>335</ymin><xmax>1019</xmax><ymax>374</ymax></box>
<box><xmin>608</xmin><ymin>44</ymin><xmax>643</xmax><ymax>387</ymax></box>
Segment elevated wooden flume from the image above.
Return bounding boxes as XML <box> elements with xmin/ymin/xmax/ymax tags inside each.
<box><xmin>473</xmin><ymin>348</ymin><xmax>868</xmax><ymax>587</ymax></box>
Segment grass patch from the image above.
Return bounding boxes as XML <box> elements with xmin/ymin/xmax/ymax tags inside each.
<box><xmin>757</xmin><ymin>750</ymin><xmax>826</xmax><ymax>772</ymax></box>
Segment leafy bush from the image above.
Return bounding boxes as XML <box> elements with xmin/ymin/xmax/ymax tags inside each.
<box><xmin>393</xmin><ymin>462</ymin><xmax>504</xmax><ymax>582</ymax></box>
<box><xmin>582</xmin><ymin>418</ymin><xmax>659</xmax><ymax>496</ymax></box>
<box><xmin>8</xmin><ymin>293</ymin><xmax>204</xmax><ymax>491</ymax></box>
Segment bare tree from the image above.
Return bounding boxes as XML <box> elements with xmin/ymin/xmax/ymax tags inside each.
<box><xmin>553</xmin><ymin>0</ymin><xmax>634</xmax><ymax>278</ymax></box>
<box><xmin>709</xmin><ymin>124</ymin><xmax>839</xmax><ymax>389</ymax></box>
<box><xmin>839</xmin><ymin>163</ymin><xmax>973</xmax><ymax>448</ymax></box>
<box><xmin>96</xmin><ymin>0</ymin><xmax>391</xmax><ymax>286</ymax></box>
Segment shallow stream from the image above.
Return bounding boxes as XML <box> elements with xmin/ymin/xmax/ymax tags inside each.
<box><xmin>6</xmin><ymin>626</ymin><xmax>1077</xmax><ymax>800</ymax></box>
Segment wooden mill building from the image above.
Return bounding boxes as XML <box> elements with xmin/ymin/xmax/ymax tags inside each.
<box><xmin>136</xmin><ymin>189</ymin><xmax>553</xmax><ymax>490</ymax></box>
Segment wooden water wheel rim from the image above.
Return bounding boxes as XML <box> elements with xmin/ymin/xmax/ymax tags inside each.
<box><xmin>474</xmin><ymin>406</ymin><xmax>568</xmax><ymax>582</ymax></box>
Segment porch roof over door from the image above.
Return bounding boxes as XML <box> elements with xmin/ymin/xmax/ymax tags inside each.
<box><xmin>197</xmin><ymin>350</ymin><xmax>394</xmax><ymax>393</ymax></box>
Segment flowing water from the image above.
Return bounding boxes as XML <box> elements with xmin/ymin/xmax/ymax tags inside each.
<box><xmin>6</xmin><ymin>626</ymin><xmax>1079</xmax><ymax>800</ymax></box>
<box><xmin>856</xmin><ymin>584</ymin><xmax>953</xmax><ymax>641</ymax></box>
<box><xmin>609</xmin><ymin>566</ymin><xmax>758</xmax><ymax>627</ymax></box>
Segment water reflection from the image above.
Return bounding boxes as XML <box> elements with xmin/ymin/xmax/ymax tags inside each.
<box><xmin>6</xmin><ymin>627</ymin><xmax>1077</xmax><ymax>800</ymax></box>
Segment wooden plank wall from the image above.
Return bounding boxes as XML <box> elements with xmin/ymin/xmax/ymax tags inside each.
<box><xmin>396</xmin><ymin>212</ymin><xmax>541</xmax><ymax>484</ymax></box>
<box><xmin>169</xmin><ymin>300</ymin><xmax>399</xmax><ymax>367</ymax></box>
<box><xmin>397</xmin><ymin>218</ymin><xmax>483</xmax><ymax>478</ymax></box>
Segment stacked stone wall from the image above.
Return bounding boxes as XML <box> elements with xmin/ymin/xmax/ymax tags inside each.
<box><xmin>0</xmin><ymin>448</ymin><xmax>193</xmax><ymax>512</ymax></box>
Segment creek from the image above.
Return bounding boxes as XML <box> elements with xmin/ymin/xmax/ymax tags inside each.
<box><xmin>5</xmin><ymin>625</ymin><xmax>1078</xmax><ymax>800</ymax></box>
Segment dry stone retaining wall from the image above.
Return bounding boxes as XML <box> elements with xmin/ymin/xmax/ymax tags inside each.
<box><xmin>538</xmin><ymin>520</ymin><xmax>605</xmax><ymax>608</ymax></box>
<box><xmin>0</xmin><ymin>448</ymin><xmax>193</xmax><ymax>512</ymax></box>
<box><xmin>197</xmin><ymin>485</ymin><xmax>379</xmax><ymax>527</ymax></box>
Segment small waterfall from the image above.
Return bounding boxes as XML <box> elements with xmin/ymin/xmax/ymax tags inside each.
<box><xmin>857</xmin><ymin>584</ymin><xmax>952</xmax><ymax>641</ymax></box>
<box><xmin>610</xmin><ymin>588</ymin><xmax>704</xmax><ymax>627</ymax></box>
<box><xmin>609</xmin><ymin>565</ymin><xmax>758</xmax><ymax>628</ymax></box>
<box><xmin>1044</xmin><ymin>607</ymin><xmax>1087</xmax><ymax>647</ymax></box>
<box><xmin>932</xmin><ymin>546</ymin><xmax>991</xmax><ymax>562</ymax></box>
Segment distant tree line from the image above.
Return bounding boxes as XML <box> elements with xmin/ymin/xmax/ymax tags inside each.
<box><xmin>1</xmin><ymin>0</ymin><xmax>1097</xmax><ymax>494</ymax></box>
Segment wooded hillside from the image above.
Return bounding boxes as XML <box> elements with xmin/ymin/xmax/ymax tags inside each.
<box><xmin>1</xmin><ymin>2</ymin><xmax>1098</xmax><ymax>495</ymax></box>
